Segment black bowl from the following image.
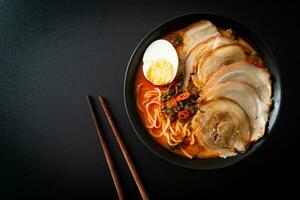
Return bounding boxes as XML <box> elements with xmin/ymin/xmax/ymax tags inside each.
<box><xmin>124</xmin><ymin>13</ymin><xmax>282</xmax><ymax>169</ymax></box>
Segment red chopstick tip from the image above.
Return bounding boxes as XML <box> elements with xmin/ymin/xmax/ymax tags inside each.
<box><xmin>99</xmin><ymin>96</ymin><xmax>105</xmax><ymax>102</ymax></box>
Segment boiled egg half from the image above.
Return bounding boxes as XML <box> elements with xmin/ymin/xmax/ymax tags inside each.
<box><xmin>142</xmin><ymin>39</ymin><xmax>179</xmax><ymax>85</ymax></box>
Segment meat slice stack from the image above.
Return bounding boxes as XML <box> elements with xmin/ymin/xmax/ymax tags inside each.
<box><xmin>183</xmin><ymin>20</ymin><xmax>272</xmax><ymax>158</ymax></box>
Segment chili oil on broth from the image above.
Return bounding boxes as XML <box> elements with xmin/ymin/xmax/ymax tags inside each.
<box><xmin>135</xmin><ymin>65</ymin><xmax>216</xmax><ymax>159</ymax></box>
<box><xmin>135</xmin><ymin>21</ymin><xmax>271</xmax><ymax>159</ymax></box>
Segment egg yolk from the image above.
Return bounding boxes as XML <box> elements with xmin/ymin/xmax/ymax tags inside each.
<box><xmin>146</xmin><ymin>59</ymin><xmax>174</xmax><ymax>85</ymax></box>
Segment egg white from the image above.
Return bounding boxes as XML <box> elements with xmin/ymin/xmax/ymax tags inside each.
<box><xmin>142</xmin><ymin>39</ymin><xmax>179</xmax><ymax>85</ymax></box>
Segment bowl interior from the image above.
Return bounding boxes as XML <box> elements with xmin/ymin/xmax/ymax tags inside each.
<box><xmin>124</xmin><ymin>13</ymin><xmax>281</xmax><ymax>169</ymax></box>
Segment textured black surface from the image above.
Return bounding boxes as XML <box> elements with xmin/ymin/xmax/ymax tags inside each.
<box><xmin>0</xmin><ymin>0</ymin><xmax>298</xmax><ymax>199</ymax></box>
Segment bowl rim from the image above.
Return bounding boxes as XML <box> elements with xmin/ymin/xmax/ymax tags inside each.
<box><xmin>124</xmin><ymin>12</ymin><xmax>282</xmax><ymax>169</ymax></box>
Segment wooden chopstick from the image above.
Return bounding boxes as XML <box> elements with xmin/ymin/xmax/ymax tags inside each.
<box><xmin>85</xmin><ymin>95</ymin><xmax>125</xmax><ymax>200</ymax></box>
<box><xmin>98</xmin><ymin>96</ymin><xmax>150</xmax><ymax>200</ymax></box>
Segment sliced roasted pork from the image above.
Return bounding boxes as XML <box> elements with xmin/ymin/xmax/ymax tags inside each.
<box><xmin>205</xmin><ymin>61</ymin><xmax>272</xmax><ymax>104</ymax></box>
<box><xmin>204</xmin><ymin>81</ymin><xmax>268</xmax><ymax>141</ymax></box>
<box><xmin>182</xmin><ymin>20</ymin><xmax>220</xmax><ymax>56</ymax></box>
<box><xmin>183</xmin><ymin>36</ymin><xmax>236</xmax><ymax>89</ymax></box>
<box><xmin>196</xmin><ymin>44</ymin><xmax>247</xmax><ymax>84</ymax></box>
<box><xmin>193</xmin><ymin>99</ymin><xmax>251</xmax><ymax>158</ymax></box>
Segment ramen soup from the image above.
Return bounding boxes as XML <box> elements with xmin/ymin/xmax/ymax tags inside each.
<box><xmin>135</xmin><ymin>20</ymin><xmax>272</xmax><ymax>159</ymax></box>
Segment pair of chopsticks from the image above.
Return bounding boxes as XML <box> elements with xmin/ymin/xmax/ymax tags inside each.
<box><xmin>86</xmin><ymin>95</ymin><xmax>149</xmax><ymax>200</ymax></box>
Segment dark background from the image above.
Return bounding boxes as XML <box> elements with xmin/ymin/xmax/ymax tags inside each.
<box><xmin>0</xmin><ymin>0</ymin><xmax>298</xmax><ymax>199</ymax></box>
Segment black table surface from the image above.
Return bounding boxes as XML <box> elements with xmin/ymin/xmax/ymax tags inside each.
<box><xmin>1</xmin><ymin>0</ymin><xmax>298</xmax><ymax>199</ymax></box>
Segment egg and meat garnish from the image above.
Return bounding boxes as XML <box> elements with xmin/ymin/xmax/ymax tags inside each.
<box><xmin>136</xmin><ymin>20</ymin><xmax>272</xmax><ymax>159</ymax></box>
